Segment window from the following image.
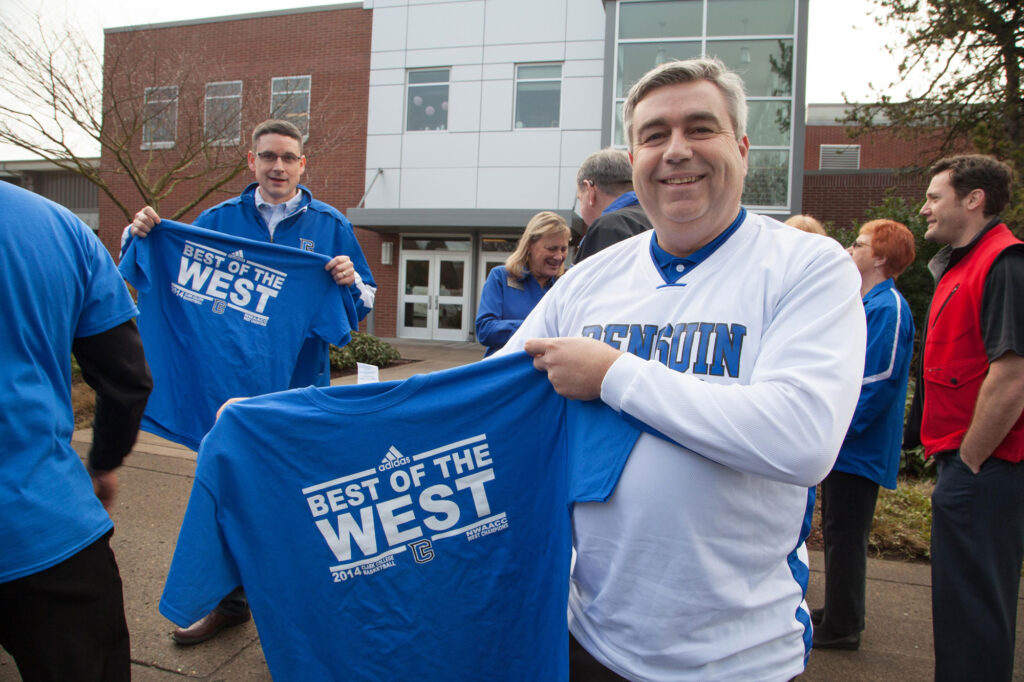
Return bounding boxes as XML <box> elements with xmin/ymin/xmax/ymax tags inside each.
<box><xmin>142</xmin><ymin>86</ymin><xmax>178</xmax><ymax>150</ymax></box>
<box><xmin>614</xmin><ymin>0</ymin><xmax>798</xmax><ymax>209</ymax></box>
<box><xmin>271</xmin><ymin>76</ymin><xmax>311</xmax><ymax>138</ymax></box>
<box><xmin>204</xmin><ymin>81</ymin><xmax>242</xmax><ymax>146</ymax></box>
<box><xmin>819</xmin><ymin>144</ymin><xmax>861</xmax><ymax>170</ymax></box>
<box><xmin>407</xmin><ymin>69</ymin><xmax>449</xmax><ymax>131</ymax></box>
<box><xmin>514</xmin><ymin>64</ymin><xmax>562</xmax><ymax>129</ymax></box>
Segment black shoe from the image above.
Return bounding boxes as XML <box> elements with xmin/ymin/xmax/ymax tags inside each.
<box><xmin>172</xmin><ymin>609</ymin><xmax>251</xmax><ymax>645</ymax></box>
<box><xmin>812</xmin><ymin>630</ymin><xmax>860</xmax><ymax>651</ymax></box>
<box><xmin>810</xmin><ymin>608</ymin><xmax>823</xmax><ymax>626</ymax></box>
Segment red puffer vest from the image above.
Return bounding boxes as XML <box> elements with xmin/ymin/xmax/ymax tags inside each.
<box><xmin>922</xmin><ymin>223</ymin><xmax>1024</xmax><ymax>461</ymax></box>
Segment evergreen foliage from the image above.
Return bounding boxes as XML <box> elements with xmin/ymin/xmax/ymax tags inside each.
<box><xmin>329</xmin><ymin>333</ymin><xmax>401</xmax><ymax>372</ymax></box>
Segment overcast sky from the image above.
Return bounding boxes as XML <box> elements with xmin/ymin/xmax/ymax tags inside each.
<box><xmin>1</xmin><ymin>0</ymin><xmax>907</xmax><ymax>160</ymax></box>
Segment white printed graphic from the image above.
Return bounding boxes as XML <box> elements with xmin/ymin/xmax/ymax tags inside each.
<box><xmin>380</xmin><ymin>446</ymin><xmax>406</xmax><ymax>469</ymax></box>
<box><xmin>302</xmin><ymin>434</ymin><xmax>508</xmax><ymax>580</ymax></box>
<box><xmin>171</xmin><ymin>240</ymin><xmax>286</xmax><ymax>326</ymax></box>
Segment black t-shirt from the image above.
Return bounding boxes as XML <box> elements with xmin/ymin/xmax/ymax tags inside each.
<box><xmin>980</xmin><ymin>245</ymin><xmax>1024</xmax><ymax>360</ymax></box>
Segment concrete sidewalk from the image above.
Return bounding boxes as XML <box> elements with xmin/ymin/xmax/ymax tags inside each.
<box><xmin>2</xmin><ymin>338</ymin><xmax>1022</xmax><ymax>680</ymax></box>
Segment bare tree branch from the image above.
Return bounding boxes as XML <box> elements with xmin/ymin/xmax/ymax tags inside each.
<box><xmin>844</xmin><ymin>0</ymin><xmax>1023</xmax><ymax>231</ymax></box>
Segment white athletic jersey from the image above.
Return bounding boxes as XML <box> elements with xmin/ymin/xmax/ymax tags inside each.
<box><xmin>499</xmin><ymin>211</ymin><xmax>865</xmax><ymax>681</ymax></box>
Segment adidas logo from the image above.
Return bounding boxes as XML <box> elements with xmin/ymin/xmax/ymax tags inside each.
<box><xmin>378</xmin><ymin>446</ymin><xmax>410</xmax><ymax>471</ymax></box>
<box><xmin>227</xmin><ymin>249</ymin><xmax>245</xmax><ymax>260</ymax></box>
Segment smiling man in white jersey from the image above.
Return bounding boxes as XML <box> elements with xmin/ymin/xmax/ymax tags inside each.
<box><xmin>496</xmin><ymin>57</ymin><xmax>866</xmax><ymax>680</ymax></box>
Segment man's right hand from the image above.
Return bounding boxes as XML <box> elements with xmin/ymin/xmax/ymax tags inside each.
<box><xmin>130</xmin><ymin>206</ymin><xmax>161</xmax><ymax>237</ymax></box>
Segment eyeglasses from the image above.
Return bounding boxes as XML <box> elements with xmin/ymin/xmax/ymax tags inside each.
<box><xmin>256</xmin><ymin>151</ymin><xmax>302</xmax><ymax>165</ymax></box>
<box><xmin>850</xmin><ymin>240</ymin><xmax>871</xmax><ymax>250</ymax></box>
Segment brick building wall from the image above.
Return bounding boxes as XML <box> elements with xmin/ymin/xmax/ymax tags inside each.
<box><xmin>802</xmin><ymin>170</ymin><xmax>926</xmax><ymax>230</ymax></box>
<box><xmin>371</xmin><ymin>234</ymin><xmax>399</xmax><ymax>338</ymax></box>
<box><xmin>99</xmin><ymin>5</ymin><xmax>382</xmax><ymax>332</ymax></box>
<box><xmin>799</xmin><ymin>124</ymin><xmax>948</xmax><ymax>230</ymax></box>
<box><xmin>803</xmin><ymin>126</ymin><xmax>947</xmax><ymax>172</ymax></box>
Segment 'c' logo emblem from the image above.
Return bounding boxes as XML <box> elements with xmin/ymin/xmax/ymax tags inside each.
<box><xmin>409</xmin><ymin>540</ymin><xmax>434</xmax><ymax>563</ymax></box>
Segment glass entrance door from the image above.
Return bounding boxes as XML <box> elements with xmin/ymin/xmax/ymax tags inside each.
<box><xmin>399</xmin><ymin>237</ymin><xmax>471</xmax><ymax>341</ymax></box>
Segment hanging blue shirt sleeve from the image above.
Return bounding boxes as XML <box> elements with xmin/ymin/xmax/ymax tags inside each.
<box><xmin>567</xmin><ymin>398</ymin><xmax>640</xmax><ymax>503</ymax></box>
<box><xmin>117</xmin><ymin>235</ymin><xmax>152</xmax><ymax>295</ymax></box>
<box><xmin>159</xmin><ymin>481</ymin><xmax>242</xmax><ymax>627</ymax></box>
<box><xmin>309</xmin><ymin>282</ymin><xmax>355</xmax><ymax>348</ymax></box>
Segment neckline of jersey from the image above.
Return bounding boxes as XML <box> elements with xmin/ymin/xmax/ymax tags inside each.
<box><xmin>649</xmin><ymin>206</ymin><xmax>747</xmax><ymax>284</ymax></box>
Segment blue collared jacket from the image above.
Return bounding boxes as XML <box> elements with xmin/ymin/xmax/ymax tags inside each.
<box><xmin>475</xmin><ymin>266</ymin><xmax>556</xmax><ymax>357</ymax></box>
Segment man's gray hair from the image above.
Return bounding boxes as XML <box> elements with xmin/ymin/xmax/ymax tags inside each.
<box><xmin>576</xmin><ymin>148</ymin><xmax>634</xmax><ymax>196</ymax></box>
<box><xmin>622</xmin><ymin>57</ymin><xmax>748</xmax><ymax>150</ymax></box>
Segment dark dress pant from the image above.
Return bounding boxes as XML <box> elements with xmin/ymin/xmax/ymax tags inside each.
<box><xmin>819</xmin><ymin>469</ymin><xmax>880</xmax><ymax>638</ymax></box>
<box><xmin>0</xmin><ymin>530</ymin><xmax>130</xmax><ymax>681</ymax></box>
<box><xmin>931</xmin><ymin>451</ymin><xmax>1024</xmax><ymax>682</ymax></box>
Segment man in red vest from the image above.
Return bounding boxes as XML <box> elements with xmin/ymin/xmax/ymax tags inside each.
<box><xmin>916</xmin><ymin>154</ymin><xmax>1024</xmax><ymax>681</ymax></box>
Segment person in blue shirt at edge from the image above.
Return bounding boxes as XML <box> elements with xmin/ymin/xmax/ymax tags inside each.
<box><xmin>0</xmin><ymin>182</ymin><xmax>152</xmax><ymax>681</ymax></box>
<box><xmin>812</xmin><ymin>218</ymin><xmax>916</xmax><ymax>651</ymax></box>
<box><xmin>124</xmin><ymin>118</ymin><xmax>376</xmax><ymax>389</ymax></box>
<box><xmin>574</xmin><ymin>147</ymin><xmax>653</xmax><ymax>263</ymax></box>
<box><xmin>124</xmin><ymin>118</ymin><xmax>375</xmax><ymax>646</ymax></box>
<box><xmin>475</xmin><ymin>211</ymin><xmax>570</xmax><ymax>357</ymax></box>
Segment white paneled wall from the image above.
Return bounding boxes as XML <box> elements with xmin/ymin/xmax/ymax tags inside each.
<box><xmin>364</xmin><ymin>0</ymin><xmax>608</xmax><ymax>211</ymax></box>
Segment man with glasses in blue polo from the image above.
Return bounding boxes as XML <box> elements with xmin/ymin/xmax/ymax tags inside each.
<box><xmin>124</xmin><ymin>118</ymin><xmax>376</xmax><ymax>645</ymax></box>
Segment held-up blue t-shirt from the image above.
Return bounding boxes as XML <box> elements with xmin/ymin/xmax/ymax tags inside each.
<box><xmin>0</xmin><ymin>182</ymin><xmax>139</xmax><ymax>583</ymax></box>
<box><xmin>160</xmin><ymin>352</ymin><xmax>640</xmax><ymax>681</ymax></box>
<box><xmin>119</xmin><ymin>220</ymin><xmax>354</xmax><ymax>450</ymax></box>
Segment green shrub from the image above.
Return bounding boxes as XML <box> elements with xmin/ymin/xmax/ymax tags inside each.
<box><xmin>329</xmin><ymin>333</ymin><xmax>401</xmax><ymax>372</ymax></box>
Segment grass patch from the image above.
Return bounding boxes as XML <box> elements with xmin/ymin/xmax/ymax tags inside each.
<box><xmin>71</xmin><ymin>356</ymin><xmax>96</xmax><ymax>429</ymax></box>
<box><xmin>71</xmin><ymin>377</ymin><xmax>96</xmax><ymax>429</ymax></box>
<box><xmin>809</xmin><ymin>477</ymin><xmax>933</xmax><ymax>563</ymax></box>
<box><xmin>869</xmin><ymin>479</ymin><xmax>932</xmax><ymax>562</ymax></box>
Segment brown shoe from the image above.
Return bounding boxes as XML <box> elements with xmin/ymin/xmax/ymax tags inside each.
<box><xmin>172</xmin><ymin>610</ymin><xmax>251</xmax><ymax>645</ymax></box>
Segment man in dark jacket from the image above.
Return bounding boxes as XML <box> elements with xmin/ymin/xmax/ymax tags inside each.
<box><xmin>574</xmin><ymin>148</ymin><xmax>652</xmax><ymax>262</ymax></box>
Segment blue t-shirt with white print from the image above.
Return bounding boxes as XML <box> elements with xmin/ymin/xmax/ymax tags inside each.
<box><xmin>0</xmin><ymin>182</ymin><xmax>139</xmax><ymax>582</ymax></box>
<box><xmin>160</xmin><ymin>352</ymin><xmax>640</xmax><ymax>681</ymax></box>
<box><xmin>119</xmin><ymin>220</ymin><xmax>353</xmax><ymax>450</ymax></box>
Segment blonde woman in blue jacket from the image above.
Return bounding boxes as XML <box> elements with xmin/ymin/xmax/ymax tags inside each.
<box><xmin>475</xmin><ymin>212</ymin><xmax>570</xmax><ymax>357</ymax></box>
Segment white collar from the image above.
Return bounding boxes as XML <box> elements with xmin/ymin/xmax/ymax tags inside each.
<box><xmin>254</xmin><ymin>186</ymin><xmax>302</xmax><ymax>214</ymax></box>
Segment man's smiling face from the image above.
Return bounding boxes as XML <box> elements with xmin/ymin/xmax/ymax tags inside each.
<box><xmin>247</xmin><ymin>133</ymin><xmax>306</xmax><ymax>205</ymax></box>
<box><xmin>629</xmin><ymin>79</ymin><xmax>749</xmax><ymax>257</ymax></box>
